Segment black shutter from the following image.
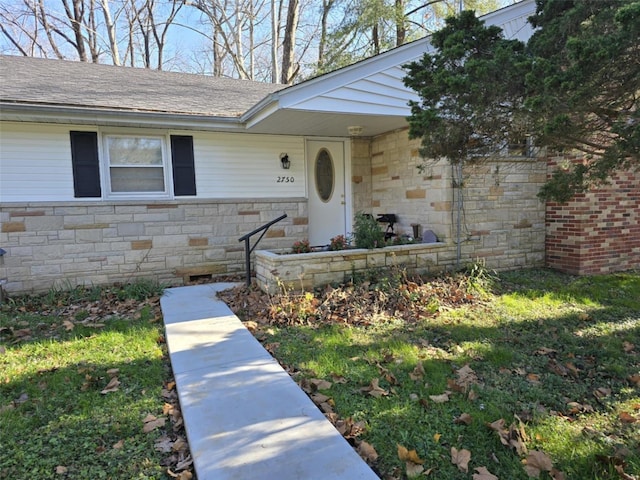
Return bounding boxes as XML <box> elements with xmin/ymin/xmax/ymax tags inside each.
<box><xmin>70</xmin><ymin>131</ymin><xmax>101</xmax><ymax>198</ymax></box>
<box><xmin>171</xmin><ymin>135</ymin><xmax>197</xmax><ymax>196</ymax></box>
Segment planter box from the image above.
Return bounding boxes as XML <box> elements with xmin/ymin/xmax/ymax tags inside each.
<box><xmin>255</xmin><ymin>242</ymin><xmax>452</xmax><ymax>293</ymax></box>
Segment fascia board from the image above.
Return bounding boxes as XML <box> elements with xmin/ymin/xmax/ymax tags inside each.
<box><xmin>0</xmin><ymin>103</ymin><xmax>244</xmax><ymax>132</ymax></box>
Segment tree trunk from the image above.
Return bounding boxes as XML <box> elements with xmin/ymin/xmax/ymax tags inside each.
<box><xmin>281</xmin><ymin>0</ymin><xmax>299</xmax><ymax>84</ymax></box>
<box><xmin>318</xmin><ymin>0</ymin><xmax>334</xmax><ymax>70</ymax></box>
<box><xmin>72</xmin><ymin>0</ymin><xmax>88</xmax><ymax>61</ymax></box>
<box><xmin>395</xmin><ymin>0</ymin><xmax>405</xmax><ymax>46</ymax></box>
<box><xmin>270</xmin><ymin>0</ymin><xmax>280</xmax><ymax>83</ymax></box>
<box><xmin>101</xmin><ymin>0</ymin><xmax>121</xmax><ymax>65</ymax></box>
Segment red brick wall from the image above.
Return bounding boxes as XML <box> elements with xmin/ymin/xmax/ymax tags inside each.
<box><xmin>545</xmin><ymin>156</ymin><xmax>640</xmax><ymax>275</ymax></box>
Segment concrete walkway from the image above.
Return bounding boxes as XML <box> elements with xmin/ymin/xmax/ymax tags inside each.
<box><xmin>160</xmin><ymin>284</ymin><xmax>379</xmax><ymax>480</ymax></box>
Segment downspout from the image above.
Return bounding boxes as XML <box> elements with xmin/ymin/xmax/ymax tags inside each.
<box><xmin>453</xmin><ymin>162</ymin><xmax>463</xmax><ymax>268</ymax></box>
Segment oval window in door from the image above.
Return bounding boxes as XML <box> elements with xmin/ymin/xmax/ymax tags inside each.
<box><xmin>315</xmin><ymin>148</ymin><xmax>334</xmax><ymax>203</ymax></box>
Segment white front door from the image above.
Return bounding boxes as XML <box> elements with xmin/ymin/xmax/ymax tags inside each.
<box><xmin>306</xmin><ymin>140</ymin><xmax>346</xmax><ymax>246</ymax></box>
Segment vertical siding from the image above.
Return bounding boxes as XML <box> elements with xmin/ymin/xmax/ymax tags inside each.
<box><xmin>0</xmin><ymin>122</ymin><xmax>76</xmax><ymax>202</ymax></box>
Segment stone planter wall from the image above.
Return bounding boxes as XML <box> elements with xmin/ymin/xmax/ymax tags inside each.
<box><xmin>255</xmin><ymin>242</ymin><xmax>453</xmax><ymax>293</ymax></box>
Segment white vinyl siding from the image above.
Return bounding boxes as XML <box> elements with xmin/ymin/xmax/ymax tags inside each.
<box><xmin>0</xmin><ymin>122</ymin><xmax>307</xmax><ymax>202</ymax></box>
<box><xmin>0</xmin><ymin>123</ymin><xmax>76</xmax><ymax>202</ymax></box>
<box><xmin>193</xmin><ymin>132</ymin><xmax>305</xmax><ymax>198</ymax></box>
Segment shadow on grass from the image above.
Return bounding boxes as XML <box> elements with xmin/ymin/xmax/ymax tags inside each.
<box><xmin>265</xmin><ymin>269</ymin><xmax>640</xmax><ymax>479</ymax></box>
<box><xmin>0</xmin><ymin>317</ymin><xmax>171</xmax><ymax>479</ymax></box>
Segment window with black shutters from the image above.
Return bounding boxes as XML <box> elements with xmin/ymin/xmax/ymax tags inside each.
<box><xmin>69</xmin><ymin>132</ymin><xmax>196</xmax><ymax>198</ymax></box>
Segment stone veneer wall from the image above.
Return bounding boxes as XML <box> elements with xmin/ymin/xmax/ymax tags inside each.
<box><xmin>460</xmin><ymin>159</ymin><xmax>547</xmax><ymax>269</ymax></box>
<box><xmin>545</xmin><ymin>157</ymin><xmax>640</xmax><ymax>274</ymax></box>
<box><xmin>0</xmin><ymin>199</ymin><xmax>307</xmax><ymax>294</ymax></box>
<box><xmin>369</xmin><ymin>129</ymin><xmax>454</xmax><ymax>240</ymax></box>
<box><xmin>365</xmin><ymin>128</ymin><xmax>547</xmax><ymax>271</ymax></box>
<box><xmin>351</xmin><ymin>138</ymin><xmax>373</xmax><ymax>214</ymax></box>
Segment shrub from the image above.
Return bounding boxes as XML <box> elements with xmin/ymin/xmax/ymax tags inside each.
<box><xmin>353</xmin><ymin>212</ymin><xmax>385</xmax><ymax>249</ymax></box>
<box><xmin>329</xmin><ymin>234</ymin><xmax>349</xmax><ymax>251</ymax></box>
<box><xmin>291</xmin><ymin>239</ymin><xmax>311</xmax><ymax>254</ymax></box>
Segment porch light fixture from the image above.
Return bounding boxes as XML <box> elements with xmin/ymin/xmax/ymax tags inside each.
<box><xmin>347</xmin><ymin>126</ymin><xmax>364</xmax><ymax>136</ymax></box>
<box><xmin>280</xmin><ymin>153</ymin><xmax>291</xmax><ymax>169</ymax></box>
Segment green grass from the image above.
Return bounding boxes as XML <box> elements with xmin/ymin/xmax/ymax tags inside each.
<box><xmin>247</xmin><ymin>269</ymin><xmax>640</xmax><ymax>479</ymax></box>
<box><xmin>0</xmin><ymin>281</ymin><xmax>179</xmax><ymax>480</ymax></box>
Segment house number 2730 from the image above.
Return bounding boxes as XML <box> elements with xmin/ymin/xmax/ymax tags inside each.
<box><xmin>277</xmin><ymin>176</ymin><xmax>295</xmax><ymax>183</ymax></box>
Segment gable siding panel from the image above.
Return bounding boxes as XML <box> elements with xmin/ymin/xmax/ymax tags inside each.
<box><xmin>0</xmin><ymin>123</ymin><xmax>75</xmax><ymax>202</ymax></box>
<box><xmin>276</xmin><ymin>1</ymin><xmax>534</xmax><ymax>119</ymax></box>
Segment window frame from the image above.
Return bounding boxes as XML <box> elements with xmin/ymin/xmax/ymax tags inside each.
<box><xmin>101</xmin><ymin>132</ymin><xmax>172</xmax><ymax>199</ymax></box>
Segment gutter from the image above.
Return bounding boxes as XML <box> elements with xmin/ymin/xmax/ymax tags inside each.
<box><xmin>0</xmin><ymin>102</ymin><xmax>246</xmax><ymax>132</ymax></box>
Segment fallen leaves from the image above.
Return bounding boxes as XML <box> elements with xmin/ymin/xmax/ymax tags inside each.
<box><xmin>100</xmin><ymin>375</ymin><xmax>121</xmax><ymax>394</ymax></box>
<box><xmin>409</xmin><ymin>361</ymin><xmax>425</xmax><ymax>381</ymax></box>
<box><xmin>454</xmin><ymin>413</ymin><xmax>473</xmax><ymax>425</ymax></box>
<box><xmin>451</xmin><ymin>447</ymin><xmax>471</xmax><ymax>473</ymax></box>
<box><xmin>218</xmin><ymin>272</ymin><xmax>484</xmax><ymax>328</ymax></box>
<box><xmin>428</xmin><ymin>392</ymin><xmax>450</xmax><ymax>403</ymax></box>
<box><xmin>143</xmin><ymin>414</ymin><xmax>166</xmax><ymax>433</ymax></box>
<box><xmin>487</xmin><ymin>417</ymin><xmax>528</xmax><ymax>456</ymax></box>
<box><xmin>619</xmin><ymin>411</ymin><xmax>638</xmax><ymax>424</ymax></box>
<box><xmin>473</xmin><ymin>466</ymin><xmax>499</xmax><ymax>480</ymax></box>
<box><xmin>484</xmin><ymin>417</ymin><xmax>567</xmax><ymax>479</ymax></box>
<box><xmin>2</xmin><ymin>288</ymin><xmax>191</xmax><ymax>479</ymax></box>
<box><xmin>398</xmin><ymin>444</ymin><xmax>424</xmax><ymax>478</ymax></box>
<box><xmin>360</xmin><ymin>378</ymin><xmax>389</xmax><ymax>398</ymax></box>
<box><xmin>357</xmin><ymin>440</ymin><xmax>378</xmax><ymax>464</ymax></box>
<box><xmin>522</xmin><ymin>450</ymin><xmax>567</xmax><ymax>479</ymax></box>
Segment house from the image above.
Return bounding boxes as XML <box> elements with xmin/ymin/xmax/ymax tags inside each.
<box><xmin>1</xmin><ymin>0</ymin><xmax>637</xmax><ymax>295</ymax></box>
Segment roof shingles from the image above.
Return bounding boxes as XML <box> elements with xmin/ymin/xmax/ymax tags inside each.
<box><xmin>0</xmin><ymin>55</ymin><xmax>284</xmax><ymax>117</ymax></box>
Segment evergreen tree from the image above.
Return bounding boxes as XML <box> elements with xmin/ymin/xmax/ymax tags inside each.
<box><xmin>527</xmin><ymin>0</ymin><xmax>640</xmax><ymax>201</ymax></box>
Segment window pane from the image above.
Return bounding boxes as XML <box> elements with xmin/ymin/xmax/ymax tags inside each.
<box><xmin>110</xmin><ymin>167</ymin><xmax>165</xmax><ymax>192</ymax></box>
<box><xmin>107</xmin><ymin>137</ymin><xmax>163</xmax><ymax>165</ymax></box>
<box><xmin>315</xmin><ymin>149</ymin><xmax>334</xmax><ymax>202</ymax></box>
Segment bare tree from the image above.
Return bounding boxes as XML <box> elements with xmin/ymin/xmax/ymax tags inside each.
<box><xmin>0</xmin><ymin>0</ymin><xmax>183</xmax><ymax>68</ymax></box>
<box><xmin>280</xmin><ymin>0</ymin><xmax>298</xmax><ymax>84</ymax></box>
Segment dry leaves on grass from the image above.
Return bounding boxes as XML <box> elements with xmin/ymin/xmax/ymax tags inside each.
<box><xmin>409</xmin><ymin>361</ymin><xmax>425</xmax><ymax>381</ymax></box>
<box><xmin>486</xmin><ymin>416</ymin><xmax>566</xmax><ymax>479</ymax></box>
<box><xmin>429</xmin><ymin>392</ymin><xmax>450</xmax><ymax>403</ymax></box>
<box><xmin>360</xmin><ymin>378</ymin><xmax>390</xmax><ymax>398</ymax></box>
<box><xmin>473</xmin><ymin>466</ymin><xmax>499</xmax><ymax>480</ymax></box>
<box><xmin>217</xmin><ymin>272</ymin><xmax>484</xmax><ymax>328</ymax></box>
<box><xmin>454</xmin><ymin>413</ymin><xmax>473</xmax><ymax>425</ymax></box>
<box><xmin>487</xmin><ymin>417</ymin><xmax>529</xmax><ymax>456</ymax></box>
<box><xmin>357</xmin><ymin>440</ymin><xmax>379</xmax><ymax>464</ymax></box>
<box><xmin>398</xmin><ymin>444</ymin><xmax>424</xmax><ymax>478</ymax></box>
<box><xmin>523</xmin><ymin>450</ymin><xmax>566</xmax><ymax>479</ymax></box>
<box><xmin>100</xmin><ymin>376</ymin><xmax>121</xmax><ymax>394</ymax></box>
<box><xmin>143</xmin><ymin>414</ymin><xmax>166</xmax><ymax>433</ymax></box>
<box><xmin>451</xmin><ymin>447</ymin><xmax>471</xmax><ymax>473</ymax></box>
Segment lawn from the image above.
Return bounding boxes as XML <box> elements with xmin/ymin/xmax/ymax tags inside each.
<box><xmin>2</xmin><ymin>269</ymin><xmax>638</xmax><ymax>480</ymax></box>
<box><xmin>220</xmin><ymin>268</ymin><xmax>640</xmax><ymax>480</ymax></box>
<box><xmin>0</xmin><ymin>281</ymin><xmax>193</xmax><ymax>480</ymax></box>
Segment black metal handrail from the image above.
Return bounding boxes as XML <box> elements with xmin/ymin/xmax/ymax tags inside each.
<box><xmin>238</xmin><ymin>213</ymin><xmax>288</xmax><ymax>286</ymax></box>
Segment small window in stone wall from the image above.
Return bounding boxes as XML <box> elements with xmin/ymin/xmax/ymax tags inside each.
<box><xmin>315</xmin><ymin>148</ymin><xmax>334</xmax><ymax>203</ymax></box>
